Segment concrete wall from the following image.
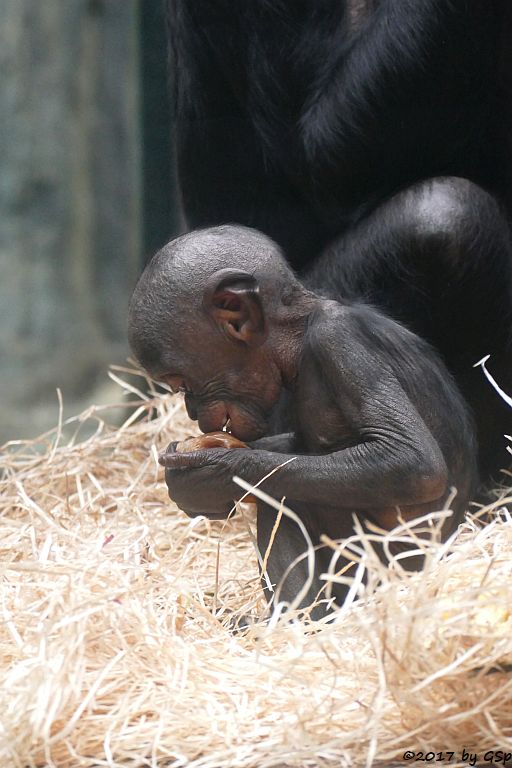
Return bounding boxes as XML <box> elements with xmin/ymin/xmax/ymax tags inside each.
<box><xmin>0</xmin><ymin>0</ymin><xmax>143</xmax><ymax>441</ymax></box>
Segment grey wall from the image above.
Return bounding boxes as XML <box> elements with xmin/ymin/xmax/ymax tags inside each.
<box><xmin>0</xmin><ymin>0</ymin><xmax>146</xmax><ymax>442</ymax></box>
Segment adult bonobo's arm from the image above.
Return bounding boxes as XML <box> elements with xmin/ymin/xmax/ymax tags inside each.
<box><xmin>167</xmin><ymin>1</ymin><xmax>316</xmax><ymax>256</ymax></box>
<box><xmin>299</xmin><ymin>0</ymin><xmax>500</xmax><ymax>211</ymax></box>
<box><xmin>167</xmin><ymin>2</ymin><xmax>256</xmax><ymax>229</ymax></box>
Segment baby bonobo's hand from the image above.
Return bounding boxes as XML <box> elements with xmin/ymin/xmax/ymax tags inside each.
<box><xmin>159</xmin><ymin>432</ymin><xmax>255</xmax><ymax>518</ymax></box>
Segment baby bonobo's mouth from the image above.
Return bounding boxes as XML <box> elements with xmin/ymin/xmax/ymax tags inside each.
<box><xmin>216</xmin><ymin>406</ymin><xmax>266</xmax><ymax>443</ymax></box>
<box><xmin>220</xmin><ymin>414</ymin><xmax>253</xmax><ymax>442</ymax></box>
<box><xmin>222</xmin><ymin>417</ymin><xmax>232</xmax><ymax>434</ymax></box>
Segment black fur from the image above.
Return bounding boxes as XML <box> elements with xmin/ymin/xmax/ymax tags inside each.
<box><xmin>168</xmin><ymin>0</ymin><xmax>509</xmax><ymax>261</ymax></box>
<box><xmin>166</xmin><ymin>0</ymin><xmax>512</xmax><ymax>483</ymax></box>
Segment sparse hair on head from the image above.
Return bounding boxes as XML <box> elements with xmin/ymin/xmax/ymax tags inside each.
<box><xmin>128</xmin><ymin>225</ymin><xmax>303</xmax><ymax>373</ymax></box>
<box><xmin>148</xmin><ymin>224</ymin><xmax>299</xmax><ymax>298</ymax></box>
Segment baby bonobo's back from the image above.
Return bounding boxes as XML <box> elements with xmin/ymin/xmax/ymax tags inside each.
<box><xmin>295</xmin><ymin>299</ymin><xmax>477</xmax><ymax>529</ymax></box>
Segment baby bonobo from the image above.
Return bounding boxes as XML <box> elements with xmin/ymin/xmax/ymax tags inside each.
<box><xmin>128</xmin><ymin>225</ymin><xmax>477</xmax><ymax>618</ymax></box>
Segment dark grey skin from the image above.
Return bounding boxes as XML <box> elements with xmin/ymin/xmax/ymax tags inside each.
<box><xmin>128</xmin><ymin>225</ymin><xmax>477</xmax><ymax>619</ymax></box>
<box><xmin>169</xmin><ymin>0</ymin><xmax>512</xmax><ymax>485</ymax></box>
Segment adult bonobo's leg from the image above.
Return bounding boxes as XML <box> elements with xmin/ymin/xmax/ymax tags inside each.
<box><xmin>304</xmin><ymin>176</ymin><xmax>512</xmax><ymax>483</ymax></box>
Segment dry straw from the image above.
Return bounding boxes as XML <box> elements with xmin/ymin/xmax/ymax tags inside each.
<box><xmin>1</xmin><ymin>366</ymin><xmax>512</xmax><ymax>767</ymax></box>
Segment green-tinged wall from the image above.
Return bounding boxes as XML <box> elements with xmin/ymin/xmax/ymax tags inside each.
<box><xmin>0</xmin><ymin>0</ymin><xmax>177</xmax><ymax>442</ymax></box>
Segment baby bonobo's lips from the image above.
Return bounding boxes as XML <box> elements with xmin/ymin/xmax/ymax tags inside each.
<box><xmin>222</xmin><ymin>416</ymin><xmax>231</xmax><ymax>433</ymax></box>
<box><xmin>198</xmin><ymin>403</ymin><xmax>266</xmax><ymax>443</ymax></box>
<box><xmin>223</xmin><ymin>408</ymin><xmax>266</xmax><ymax>444</ymax></box>
<box><xmin>197</xmin><ymin>402</ymin><xmax>229</xmax><ymax>436</ymax></box>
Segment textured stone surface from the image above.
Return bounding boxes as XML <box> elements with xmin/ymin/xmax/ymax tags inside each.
<box><xmin>0</xmin><ymin>0</ymin><xmax>141</xmax><ymax>441</ymax></box>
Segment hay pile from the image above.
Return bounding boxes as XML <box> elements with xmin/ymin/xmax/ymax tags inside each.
<box><xmin>1</xmin><ymin>367</ymin><xmax>512</xmax><ymax>768</ymax></box>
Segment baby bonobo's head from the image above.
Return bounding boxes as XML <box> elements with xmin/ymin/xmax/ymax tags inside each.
<box><xmin>128</xmin><ymin>225</ymin><xmax>314</xmax><ymax>441</ymax></box>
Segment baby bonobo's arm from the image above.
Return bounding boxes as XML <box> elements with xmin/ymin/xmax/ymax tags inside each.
<box><xmin>245</xmin><ymin>391</ymin><xmax>447</xmax><ymax>510</ymax></box>
<box><xmin>248</xmin><ymin>302</ymin><xmax>477</xmax><ymax>515</ymax></box>
<box><xmin>242</xmin><ymin>316</ymin><xmax>451</xmax><ymax>510</ymax></box>
<box><xmin>249</xmin><ymin>433</ymin><xmax>297</xmax><ymax>453</ymax></box>
<box><xmin>160</xmin><ymin>304</ymin><xmax>473</xmax><ymax>518</ymax></box>
<box><xmin>235</xmin><ymin>302</ymin><xmax>474</xmax><ymax>513</ymax></box>
<box><xmin>240</xmin><ymin>303</ymin><xmax>465</xmax><ymax>509</ymax></box>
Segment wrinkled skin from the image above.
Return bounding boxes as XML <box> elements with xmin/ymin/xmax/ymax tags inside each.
<box><xmin>129</xmin><ymin>192</ymin><xmax>511</xmax><ymax>616</ymax></box>
<box><xmin>160</xmin><ymin>336</ymin><xmax>285</xmax><ymax>518</ymax></box>
<box><xmin>133</xmin><ymin>238</ymin><xmax>479</xmax><ymax>618</ymax></box>
<box><xmin>159</xmin><ymin>298</ymin><xmax>475</xmax><ymax>525</ymax></box>
<box><xmin>142</xmin><ymin>0</ymin><xmax>512</xmax><ymax>615</ymax></box>
<box><xmin>162</xmin><ymin>325</ymin><xmax>283</xmax><ymax>444</ymax></box>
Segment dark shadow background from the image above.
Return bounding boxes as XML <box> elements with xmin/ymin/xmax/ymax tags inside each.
<box><xmin>0</xmin><ymin>0</ymin><xmax>179</xmax><ymax>442</ymax></box>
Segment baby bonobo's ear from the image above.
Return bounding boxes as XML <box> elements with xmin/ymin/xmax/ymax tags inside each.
<box><xmin>203</xmin><ymin>268</ymin><xmax>265</xmax><ymax>346</ymax></box>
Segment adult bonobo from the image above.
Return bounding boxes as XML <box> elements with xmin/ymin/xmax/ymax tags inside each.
<box><xmin>128</xmin><ymin>225</ymin><xmax>476</xmax><ymax>617</ymax></box>
<box><xmin>167</xmin><ymin>0</ymin><xmax>512</xmax><ymax>482</ymax></box>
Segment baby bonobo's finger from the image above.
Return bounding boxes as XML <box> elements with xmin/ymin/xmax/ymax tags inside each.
<box><xmin>158</xmin><ymin>450</ymin><xmax>212</xmax><ymax>469</ymax></box>
<box><xmin>160</xmin><ymin>431</ymin><xmax>257</xmax><ymax>502</ymax></box>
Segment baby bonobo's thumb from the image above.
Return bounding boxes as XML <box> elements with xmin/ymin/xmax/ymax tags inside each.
<box><xmin>158</xmin><ymin>431</ymin><xmax>250</xmax><ymax>469</ymax></box>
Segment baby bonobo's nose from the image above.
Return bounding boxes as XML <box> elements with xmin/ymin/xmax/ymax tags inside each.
<box><xmin>184</xmin><ymin>394</ymin><xmax>197</xmax><ymax>420</ymax></box>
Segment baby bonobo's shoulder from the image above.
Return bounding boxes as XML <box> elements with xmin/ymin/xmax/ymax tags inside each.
<box><xmin>307</xmin><ymin>299</ymin><xmax>392</xmax><ymax>355</ymax></box>
<box><xmin>308</xmin><ymin>298</ymin><xmax>425</xmax><ymax>351</ymax></box>
<box><xmin>303</xmin><ymin>300</ymin><xmax>379</xmax><ymax>384</ymax></box>
<box><xmin>304</xmin><ymin>298</ymin><xmax>438</xmax><ymax>380</ymax></box>
<box><xmin>306</xmin><ymin>299</ymin><xmax>354</xmax><ymax>340</ymax></box>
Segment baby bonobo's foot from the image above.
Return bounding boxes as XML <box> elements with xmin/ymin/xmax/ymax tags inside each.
<box><xmin>221</xmin><ymin>610</ymin><xmax>267</xmax><ymax>634</ymax></box>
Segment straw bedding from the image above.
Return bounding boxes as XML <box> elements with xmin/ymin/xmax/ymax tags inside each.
<box><xmin>1</xmin><ymin>367</ymin><xmax>512</xmax><ymax>768</ymax></box>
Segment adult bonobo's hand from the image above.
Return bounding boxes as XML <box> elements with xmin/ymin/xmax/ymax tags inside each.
<box><xmin>158</xmin><ymin>432</ymin><xmax>254</xmax><ymax>519</ymax></box>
